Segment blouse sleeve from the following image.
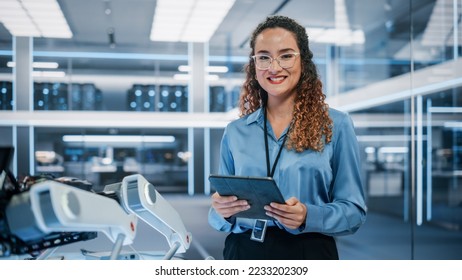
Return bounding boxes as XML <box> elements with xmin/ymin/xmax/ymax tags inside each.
<box><xmin>207</xmin><ymin>126</ymin><xmax>248</xmax><ymax>233</ymax></box>
<box><xmin>297</xmin><ymin>113</ymin><xmax>367</xmax><ymax>236</ymax></box>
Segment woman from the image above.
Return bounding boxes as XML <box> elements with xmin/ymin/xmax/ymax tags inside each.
<box><xmin>208</xmin><ymin>15</ymin><xmax>367</xmax><ymax>260</ymax></box>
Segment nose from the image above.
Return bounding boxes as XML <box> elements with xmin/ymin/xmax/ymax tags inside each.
<box><xmin>268</xmin><ymin>58</ymin><xmax>282</xmax><ymax>71</ymax></box>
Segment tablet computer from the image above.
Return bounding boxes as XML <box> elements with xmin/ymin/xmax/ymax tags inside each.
<box><xmin>208</xmin><ymin>174</ymin><xmax>285</xmax><ymax>220</ymax></box>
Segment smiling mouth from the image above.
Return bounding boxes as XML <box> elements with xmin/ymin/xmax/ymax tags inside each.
<box><xmin>268</xmin><ymin>76</ymin><xmax>286</xmax><ymax>83</ymax></box>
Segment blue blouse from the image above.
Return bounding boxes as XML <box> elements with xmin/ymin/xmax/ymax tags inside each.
<box><xmin>208</xmin><ymin>107</ymin><xmax>367</xmax><ymax>236</ymax></box>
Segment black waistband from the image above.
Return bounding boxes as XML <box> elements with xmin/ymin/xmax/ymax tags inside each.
<box><xmin>241</xmin><ymin>226</ymin><xmax>334</xmax><ymax>240</ymax></box>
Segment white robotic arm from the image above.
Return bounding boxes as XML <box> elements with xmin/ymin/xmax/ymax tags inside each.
<box><xmin>104</xmin><ymin>174</ymin><xmax>192</xmax><ymax>255</ymax></box>
<box><xmin>4</xmin><ymin>174</ymin><xmax>191</xmax><ymax>259</ymax></box>
<box><xmin>6</xmin><ymin>180</ymin><xmax>137</xmax><ymax>246</ymax></box>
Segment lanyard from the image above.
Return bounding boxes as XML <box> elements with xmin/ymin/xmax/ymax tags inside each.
<box><xmin>263</xmin><ymin>107</ymin><xmax>289</xmax><ymax>178</ymax></box>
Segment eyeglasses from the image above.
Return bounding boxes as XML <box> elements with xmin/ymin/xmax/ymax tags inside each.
<box><xmin>251</xmin><ymin>52</ymin><xmax>300</xmax><ymax>70</ymax></box>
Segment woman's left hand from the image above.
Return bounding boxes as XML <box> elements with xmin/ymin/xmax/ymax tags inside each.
<box><xmin>264</xmin><ymin>197</ymin><xmax>307</xmax><ymax>230</ymax></box>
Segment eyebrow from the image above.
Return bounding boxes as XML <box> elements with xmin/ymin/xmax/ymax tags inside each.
<box><xmin>255</xmin><ymin>48</ymin><xmax>297</xmax><ymax>55</ymax></box>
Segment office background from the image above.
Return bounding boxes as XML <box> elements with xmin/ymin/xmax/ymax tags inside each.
<box><xmin>0</xmin><ymin>0</ymin><xmax>461</xmax><ymax>259</ymax></box>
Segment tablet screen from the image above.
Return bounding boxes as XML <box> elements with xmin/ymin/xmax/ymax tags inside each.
<box><xmin>209</xmin><ymin>174</ymin><xmax>285</xmax><ymax>220</ymax></box>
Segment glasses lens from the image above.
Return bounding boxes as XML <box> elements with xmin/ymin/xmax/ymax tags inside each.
<box><xmin>278</xmin><ymin>53</ymin><xmax>297</xmax><ymax>68</ymax></box>
<box><xmin>254</xmin><ymin>55</ymin><xmax>271</xmax><ymax>69</ymax></box>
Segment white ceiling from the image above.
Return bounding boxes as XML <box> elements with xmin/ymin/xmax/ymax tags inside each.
<box><xmin>0</xmin><ymin>0</ymin><xmax>437</xmax><ymax>75</ymax></box>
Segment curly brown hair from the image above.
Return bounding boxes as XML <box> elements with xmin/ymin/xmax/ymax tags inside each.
<box><xmin>239</xmin><ymin>15</ymin><xmax>332</xmax><ymax>152</ymax></box>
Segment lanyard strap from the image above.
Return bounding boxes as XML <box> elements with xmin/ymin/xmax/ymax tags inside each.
<box><xmin>264</xmin><ymin>107</ymin><xmax>289</xmax><ymax>178</ymax></box>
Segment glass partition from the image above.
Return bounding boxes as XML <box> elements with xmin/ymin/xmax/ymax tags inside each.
<box><xmin>411</xmin><ymin>0</ymin><xmax>462</xmax><ymax>258</ymax></box>
<box><xmin>407</xmin><ymin>88</ymin><xmax>462</xmax><ymax>235</ymax></box>
<box><xmin>332</xmin><ymin>0</ymin><xmax>462</xmax><ymax>259</ymax></box>
<box><xmin>34</xmin><ymin>127</ymin><xmax>189</xmax><ymax>193</ymax></box>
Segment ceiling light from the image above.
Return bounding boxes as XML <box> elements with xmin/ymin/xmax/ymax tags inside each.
<box><xmin>32</xmin><ymin>62</ymin><xmax>59</xmax><ymax>69</ymax></box>
<box><xmin>178</xmin><ymin>65</ymin><xmax>229</xmax><ymax>73</ymax></box>
<box><xmin>0</xmin><ymin>0</ymin><xmax>72</xmax><ymax>38</ymax></box>
<box><xmin>306</xmin><ymin>0</ymin><xmax>365</xmax><ymax>46</ymax></box>
<box><xmin>378</xmin><ymin>147</ymin><xmax>409</xmax><ymax>154</ymax></box>
<box><xmin>150</xmin><ymin>0</ymin><xmax>236</xmax><ymax>42</ymax></box>
<box><xmin>178</xmin><ymin>65</ymin><xmax>191</xmax><ymax>72</ymax></box>
<box><xmin>7</xmin><ymin>61</ymin><xmax>59</xmax><ymax>69</ymax></box>
<box><xmin>62</xmin><ymin>135</ymin><xmax>176</xmax><ymax>143</ymax></box>
<box><xmin>307</xmin><ymin>27</ymin><xmax>365</xmax><ymax>46</ymax></box>
<box><xmin>443</xmin><ymin>122</ymin><xmax>462</xmax><ymax>129</ymax></box>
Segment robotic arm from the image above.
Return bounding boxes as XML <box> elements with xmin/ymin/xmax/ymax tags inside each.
<box><xmin>6</xmin><ymin>180</ymin><xmax>137</xmax><ymax>247</ymax></box>
<box><xmin>2</xmin><ymin>173</ymin><xmax>191</xmax><ymax>259</ymax></box>
<box><xmin>103</xmin><ymin>174</ymin><xmax>192</xmax><ymax>255</ymax></box>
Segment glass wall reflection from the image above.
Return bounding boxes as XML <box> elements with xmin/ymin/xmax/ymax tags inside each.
<box><xmin>334</xmin><ymin>0</ymin><xmax>462</xmax><ymax>259</ymax></box>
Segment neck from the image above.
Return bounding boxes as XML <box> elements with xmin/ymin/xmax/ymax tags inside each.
<box><xmin>266</xmin><ymin>92</ymin><xmax>295</xmax><ymax>117</ymax></box>
<box><xmin>265</xmin><ymin>101</ymin><xmax>293</xmax><ymax>139</ymax></box>
<box><xmin>266</xmin><ymin>99</ymin><xmax>294</xmax><ymax>122</ymax></box>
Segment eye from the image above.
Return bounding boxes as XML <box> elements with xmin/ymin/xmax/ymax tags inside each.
<box><xmin>279</xmin><ymin>53</ymin><xmax>295</xmax><ymax>60</ymax></box>
<box><xmin>256</xmin><ymin>55</ymin><xmax>271</xmax><ymax>61</ymax></box>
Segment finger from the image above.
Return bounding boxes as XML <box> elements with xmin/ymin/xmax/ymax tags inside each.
<box><xmin>270</xmin><ymin>200</ymin><xmax>305</xmax><ymax>216</ymax></box>
<box><xmin>267</xmin><ymin>202</ymin><xmax>296</xmax><ymax>215</ymax></box>
<box><xmin>270</xmin><ymin>197</ymin><xmax>298</xmax><ymax>209</ymax></box>
<box><xmin>213</xmin><ymin>199</ymin><xmax>248</xmax><ymax>210</ymax></box>
<box><xmin>265</xmin><ymin>211</ymin><xmax>299</xmax><ymax>229</ymax></box>
<box><xmin>285</xmin><ymin>197</ymin><xmax>298</xmax><ymax>206</ymax></box>
<box><xmin>272</xmin><ymin>211</ymin><xmax>303</xmax><ymax>228</ymax></box>
<box><xmin>217</xmin><ymin>204</ymin><xmax>251</xmax><ymax>218</ymax></box>
<box><xmin>212</xmin><ymin>192</ymin><xmax>238</xmax><ymax>203</ymax></box>
<box><xmin>265</xmin><ymin>204</ymin><xmax>306</xmax><ymax>226</ymax></box>
<box><xmin>264</xmin><ymin>205</ymin><xmax>290</xmax><ymax>216</ymax></box>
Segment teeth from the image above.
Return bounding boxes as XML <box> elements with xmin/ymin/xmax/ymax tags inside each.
<box><xmin>269</xmin><ymin>77</ymin><xmax>284</xmax><ymax>81</ymax></box>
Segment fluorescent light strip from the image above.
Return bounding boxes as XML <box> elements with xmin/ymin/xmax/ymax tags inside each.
<box><xmin>11</xmin><ymin>50</ymin><xmax>246</xmax><ymax>63</ymax></box>
<box><xmin>304</xmin><ymin>0</ymin><xmax>364</xmax><ymax>46</ymax></box>
<box><xmin>150</xmin><ymin>0</ymin><xmax>236</xmax><ymax>42</ymax></box>
<box><xmin>31</xmin><ymin>62</ymin><xmax>59</xmax><ymax>69</ymax></box>
<box><xmin>356</xmin><ymin>135</ymin><xmax>412</xmax><ymax>142</ymax></box>
<box><xmin>378</xmin><ymin>147</ymin><xmax>409</xmax><ymax>153</ymax></box>
<box><xmin>178</xmin><ymin>65</ymin><xmax>229</xmax><ymax>73</ymax></box>
<box><xmin>307</xmin><ymin>27</ymin><xmax>365</xmax><ymax>46</ymax></box>
<box><xmin>443</xmin><ymin>121</ymin><xmax>462</xmax><ymax>129</ymax></box>
<box><xmin>62</xmin><ymin>135</ymin><xmax>176</xmax><ymax>143</ymax></box>
<box><xmin>0</xmin><ymin>0</ymin><xmax>72</xmax><ymax>38</ymax></box>
<box><xmin>7</xmin><ymin>61</ymin><xmax>59</xmax><ymax>69</ymax></box>
<box><xmin>429</xmin><ymin>106</ymin><xmax>462</xmax><ymax>113</ymax></box>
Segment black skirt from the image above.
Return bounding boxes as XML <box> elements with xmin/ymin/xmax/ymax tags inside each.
<box><xmin>223</xmin><ymin>227</ymin><xmax>339</xmax><ymax>260</ymax></box>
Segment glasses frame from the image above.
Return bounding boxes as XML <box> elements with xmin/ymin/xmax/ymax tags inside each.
<box><xmin>251</xmin><ymin>52</ymin><xmax>300</xmax><ymax>70</ymax></box>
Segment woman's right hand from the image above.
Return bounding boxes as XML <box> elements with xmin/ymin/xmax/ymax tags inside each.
<box><xmin>211</xmin><ymin>192</ymin><xmax>250</xmax><ymax>218</ymax></box>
